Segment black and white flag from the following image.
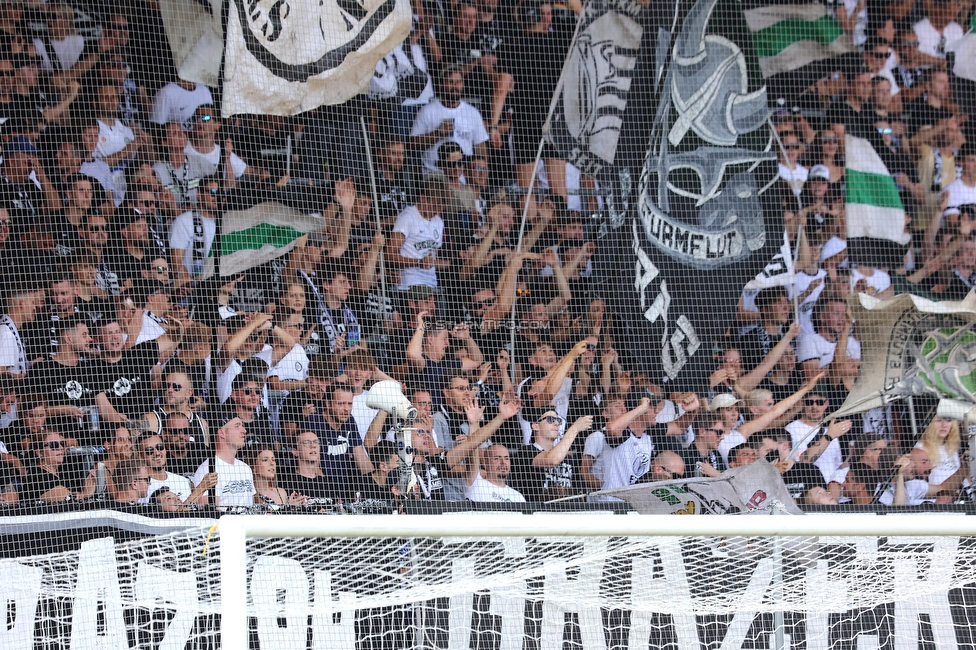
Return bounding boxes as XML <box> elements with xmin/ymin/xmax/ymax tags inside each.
<box><xmin>593</xmin><ymin>0</ymin><xmax>784</xmax><ymax>392</ymax></box>
<box><xmin>543</xmin><ymin>0</ymin><xmax>644</xmax><ymax>178</ymax></box>
<box><xmin>222</xmin><ymin>0</ymin><xmax>411</xmax><ymax>116</ymax></box>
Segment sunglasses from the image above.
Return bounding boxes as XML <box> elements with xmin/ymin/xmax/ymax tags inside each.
<box><xmin>822</xmin><ymin>137</ymin><xmax>839</xmax><ymax>144</ymax></box>
<box><xmin>139</xmin><ymin>200</ymin><xmax>157</xmax><ymax>207</ymax></box>
<box><xmin>165</xmin><ymin>427</ymin><xmax>190</xmax><ymax>435</ymax></box>
<box><xmin>471</xmin><ymin>165</ymin><xmax>489</xmax><ymax>172</ymax></box>
<box><xmin>88</xmin><ymin>225</ymin><xmax>108</xmax><ymax>232</ymax></box>
<box><xmin>538</xmin><ymin>415</ymin><xmax>563</xmax><ymax>424</ymax></box>
<box><xmin>46</xmin><ymin>440</ymin><xmax>66</xmax><ymax>449</ymax></box>
<box><xmin>166</xmin><ymin>382</ymin><xmax>186</xmax><ymax>391</ymax></box>
<box><xmin>900</xmin><ymin>41</ymin><xmax>919</xmax><ymax>49</ymax></box>
<box><xmin>475</xmin><ymin>297</ymin><xmax>496</xmax><ymax>307</ymax></box>
<box><xmin>805</xmin><ymin>398</ymin><xmax>828</xmax><ymax>406</ymax></box>
<box><xmin>656</xmin><ymin>466</ymin><xmax>683</xmax><ymax>479</ymax></box>
<box><xmin>784</xmin><ymin>142</ymin><xmax>802</xmax><ymax>149</ymax></box>
<box><xmin>703</xmin><ymin>428</ymin><xmax>725</xmax><ymax>435</ymax></box>
<box><xmin>198</xmin><ymin>114</ymin><xmax>213</xmax><ymax>122</ymax></box>
<box><xmin>878</xmin><ymin>127</ymin><xmax>893</xmax><ymax>135</ymax></box>
<box><xmin>240</xmin><ymin>387</ymin><xmax>260</xmax><ymax>395</ymax></box>
<box><xmin>154</xmin><ymin>266</ymin><xmax>169</xmax><ymax>273</ymax></box>
<box><xmin>143</xmin><ymin>444</ymin><xmax>165</xmax><ymax>454</ymax></box>
<box><xmin>208</xmin><ymin>188</ymin><xmax>220</xmax><ymax>196</ymax></box>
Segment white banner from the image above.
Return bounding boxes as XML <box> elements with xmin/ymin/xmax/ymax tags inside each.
<box><xmin>222</xmin><ymin>0</ymin><xmax>412</xmax><ymax>116</ymax></box>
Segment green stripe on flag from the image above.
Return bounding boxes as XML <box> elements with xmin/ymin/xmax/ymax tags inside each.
<box><xmin>751</xmin><ymin>15</ymin><xmax>843</xmax><ymax>58</ymax></box>
<box><xmin>216</xmin><ymin>223</ymin><xmax>306</xmax><ymax>256</ymax></box>
<box><xmin>846</xmin><ymin>169</ymin><xmax>905</xmax><ymax>210</ymax></box>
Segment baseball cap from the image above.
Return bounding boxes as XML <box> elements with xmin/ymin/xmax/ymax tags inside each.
<box><xmin>405</xmin><ymin>285</ymin><xmax>436</xmax><ymax>301</ymax></box>
<box><xmin>4</xmin><ymin>136</ymin><xmax>37</xmax><ymax>154</ymax></box>
<box><xmin>710</xmin><ymin>393</ymin><xmax>741</xmax><ymax>410</ymax></box>
<box><xmin>820</xmin><ymin>236</ymin><xmax>848</xmax><ymax>262</ymax></box>
<box><xmin>809</xmin><ymin>164</ymin><xmax>830</xmax><ymax>181</ymax></box>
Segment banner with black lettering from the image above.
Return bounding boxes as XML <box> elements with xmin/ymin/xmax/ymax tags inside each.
<box><xmin>831</xmin><ymin>292</ymin><xmax>976</xmax><ymax>420</ymax></box>
<box><xmin>593</xmin><ymin>0</ymin><xmax>783</xmax><ymax>392</ymax></box>
<box><xmin>222</xmin><ymin>0</ymin><xmax>412</xmax><ymax>116</ymax></box>
<box><xmin>594</xmin><ymin>460</ymin><xmax>803</xmax><ymax>514</ymax></box>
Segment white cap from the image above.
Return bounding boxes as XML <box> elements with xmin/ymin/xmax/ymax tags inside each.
<box><xmin>809</xmin><ymin>164</ymin><xmax>830</xmax><ymax>181</ymax></box>
<box><xmin>710</xmin><ymin>393</ymin><xmax>741</xmax><ymax>410</ymax></box>
<box><xmin>820</xmin><ymin>236</ymin><xmax>848</xmax><ymax>262</ymax></box>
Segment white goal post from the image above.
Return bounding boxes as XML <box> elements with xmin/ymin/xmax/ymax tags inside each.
<box><xmin>218</xmin><ymin>513</ymin><xmax>976</xmax><ymax>650</ymax></box>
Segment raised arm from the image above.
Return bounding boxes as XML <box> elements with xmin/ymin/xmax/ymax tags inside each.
<box><xmin>739</xmin><ymin>370</ymin><xmax>826</xmax><ymax>439</ymax></box>
<box><xmin>606</xmin><ymin>397</ymin><xmax>652</xmax><ymax>439</ymax></box>
<box><xmin>445</xmin><ymin>397</ymin><xmax>521</xmax><ymax>469</ymax></box>
<box><xmin>532</xmin><ymin>415</ymin><xmax>593</xmax><ymax>468</ymax></box>
<box><xmin>736</xmin><ymin>321</ymin><xmax>801</xmax><ymax>391</ymax></box>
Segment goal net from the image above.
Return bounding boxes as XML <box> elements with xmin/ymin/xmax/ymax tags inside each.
<box><xmin>5</xmin><ymin>513</ymin><xmax>976</xmax><ymax>649</ymax></box>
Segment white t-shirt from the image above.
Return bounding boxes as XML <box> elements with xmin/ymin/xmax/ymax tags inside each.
<box><xmin>142</xmin><ymin>472</ymin><xmax>193</xmax><ymax>504</ymax></box>
<box><xmin>351</xmin><ymin>391</ymin><xmax>379</xmax><ymax>444</ymax></box>
<box><xmin>392</xmin><ymin>205</ymin><xmax>444</xmax><ymax>289</ymax></box>
<box><xmin>797</xmin><ymin>330</ymin><xmax>861</xmax><ymax>368</ymax></box>
<box><xmin>96</xmin><ymin>119</ymin><xmax>135</xmax><ymax>160</ymax></box>
<box><xmin>913</xmin><ymin>18</ymin><xmax>964</xmax><ymax>59</ymax></box>
<box><xmin>267</xmin><ymin>344</ymin><xmax>309</xmax><ymax>382</ymax></box>
<box><xmin>596</xmin><ymin>432</ymin><xmax>655</xmax><ymax>499</ymax></box>
<box><xmin>411</xmin><ymin>99</ymin><xmax>489</xmax><ymax>173</ymax></box>
<box><xmin>878</xmin><ymin>478</ymin><xmax>930</xmax><ymax>505</ymax></box>
<box><xmin>718</xmin><ymin>429</ymin><xmax>747</xmax><ymax>466</ymax></box>
<box><xmin>135</xmin><ymin>311</ymin><xmax>167</xmax><ymax>345</ymax></box>
<box><xmin>80</xmin><ymin>158</ymin><xmax>123</xmax><ymax>206</ymax></box>
<box><xmin>795</xmin><ymin>269</ymin><xmax>827</xmax><ymax>335</ymax></box>
<box><xmin>465</xmin><ymin>473</ymin><xmax>526</xmax><ymax>502</ymax></box>
<box><xmin>915</xmin><ymin>443</ymin><xmax>960</xmax><ymax>486</ymax></box>
<box><xmin>193</xmin><ymin>456</ymin><xmax>255</xmax><ymax>510</ymax></box>
<box><xmin>169</xmin><ymin>211</ymin><xmax>216</xmax><ymax>276</ymax></box>
<box><xmin>184</xmin><ymin>142</ymin><xmax>247</xmax><ymax>182</ymax></box>
<box><xmin>779</xmin><ymin>163</ymin><xmax>808</xmax><ymax>195</ymax></box>
<box><xmin>582</xmin><ymin>430</ymin><xmax>609</xmax><ymax>485</ymax></box>
<box><xmin>944</xmin><ymin>178</ymin><xmax>976</xmax><ymax>208</ymax></box>
<box><xmin>851</xmin><ymin>267</ymin><xmax>892</xmax><ymax>296</ymax></box>
<box><xmin>0</xmin><ymin>318</ymin><xmax>28</xmax><ymax>375</ymax></box>
<box><xmin>34</xmin><ymin>35</ymin><xmax>85</xmax><ymax>71</ymax></box>
<box><xmin>151</xmin><ymin>83</ymin><xmax>214</xmax><ymax>125</ymax></box>
<box><xmin>786</xmin><ymin>419</ymin><xmax>843</xmax><ymax>483</ymax></box>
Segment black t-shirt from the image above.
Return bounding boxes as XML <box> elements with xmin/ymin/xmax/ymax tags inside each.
<box><xmin>410</xmin><ymin>356</ymin><xmax>463</xmax><ymax>409</ymax></box>
<box><xmin>374</xmin><ymin>170</ymin><xmax>416</xmax><ymax>225</ymax></box>
<box><xmin>105</xmin><ymin>246</ymin><xmax>149</xmax><ymax>285</ymax></box>
<box><xmin>409</xmin><ymin>453</ymin><xmax>448</xmax><ymax>500</ymax></box>
<box><xmin>29</xmin><ymin>358</ymin><xmax>104</xmax><ymax>445</ymax></box>
<box><xmin>780</xmin><ymin>461</ymin><xmax>826</xmax><ymax>499</ymax></box>
<box><xmin>90</xmin><ymin>342</ymin><xmax>158</xmax><ymax>418</ymax></box>
<box><xmin>509</xmin><ymin>443</ymin><xmax>574</xmax><ymax>502</ymax></box>
<box><xmin>21</xmin><ymin>464</ymin><xmax>70</xmax><ymax>502</ymax></box>
<box><xmin>679</xmin><ymin>445</ymin><xmax>728</xmax><ymax>475</ymax></box>
<box><xmin>498</xmin><ymin>25</ymin><xmax>574</xmax><ymax>128</ymax></box>
<box><xmin>281</xmin><ymin>471</ymin><xmax>333</xmax><ymax>500</ymax></box>
<box><xmin>757</xmin><ymin>372</ymin><xmax>804</xmax><ymax>403</ymax></box>
<box><xmin>825</xmin><ymin>101</ymin><xmax>871</xmax><ymax>138</ymax></box>
<box><xmin>279</xmin><ymin>389</ymin><xmax>328</xmax><ymax>430</ymax></box>
<box><xmin>906</xmin><ymin>98</ymin><xmax>953</xmax><ymax>136</ymax></box>
<box><xmin>167</xmin><ymin>442</ymin><xmax>210</xmax><ymax>478</ymax></box>
<box><xmin>737</xmin><ymin>327</ymin><xmax>782</xmax><ymax>373</ymax></box>
<box><xmin>351</xmin><ymin>471</ymin><xmax>396</xmax><ymax>502</ymax></box>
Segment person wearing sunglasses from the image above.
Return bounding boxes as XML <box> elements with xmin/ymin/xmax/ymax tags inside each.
<box><xmin>183</xmin><ymin>103</ymin><xmax>268</xmax><ymax>188</ymax></box>
<box><xmin>785</xmin><ymin>386</ymin><xmax>853</xmax><ymax>483</ymax></box>
<box><xmin>134</xmin><ymin>433</ymin><xmax>192</xmax><ymax>504</ymax></box>
<box><xmin>109</xmin><ymin>458</ymin><xmax>152</xmax><ymax>505</ymax></box>
<box><xmin>169</xmin><ymin>176</ymin><xmax>219</xmax><ymax>291</ymax></box>
<box><xmin>508</xmin><ymin>407</ymin><xmax>592</xmax><ymax>501</ymax></box>
<box><xmin>228</xmin><ymin>371</ymin><xmax>273</xmax><ymax>448</ymax></box>
<box><xmin>777</xmin><ymin>132</ymin><xmax>807</xmax><ymax>196</ymax></box>
<box><xmin>22</xmin><ymin>430</ymin><xmax>97</xmax><ymax>503</ymax></box>
<box><xmin>891</xmin><ymin>30</ymin><xmax>927</xmax><ymax>105</ymax></box>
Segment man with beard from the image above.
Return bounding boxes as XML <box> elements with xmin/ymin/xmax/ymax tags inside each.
<box><xmin>410</xmin><ymin>66</ymin><xmax>489</xmax><ymax>174</ymax></box>
<box><xmin>308</xmin><ymin>382</ymin><xmax>371</xmax><ymax>499</ymax></box>
<box><xmin>879</xmin><ymin>448</ymin><xmax>933</xmax><ymax>505</ymax></box>
<box><xmin>143</xmin><ymin>369</ymin><xmax>210</xmax><ymax>443</ymax></box>
<box><xmin>136</xmin><ymin>432</ymin><xmax>192</xmax><ymax>503</ymax></box>
<box><xmin>465</xmin><ymin>443</ymin><xmax>524</xmax><ymax>502</ymax></box>
<box><xmin>161</xmin><ymin>411</ymin><xmax>209</xmax><ymax>477</ymax></box>
<box><xmin>798</xmin><ymin>299</ymin><xmax>861</xmax><ymax>379</ymax></box>
<box><xmin>736</xmin><ymin>287</ymin><xmax>791</xmax><ymax>374</ymax></box>
<box><xmin>192</xmin><ymin>410</ymin><xmax>254</xmax><ymax>510</ymax></box>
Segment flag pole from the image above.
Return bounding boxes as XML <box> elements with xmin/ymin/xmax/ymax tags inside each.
<box><xmin>510</xmin><ymin>138</ymin><xmax>547</xmax><ymax>385</ymax></box>
<box><xmin>360</xmin><ymin>117</ymin><xmax>389</xmax><ymax>334</ymax></box>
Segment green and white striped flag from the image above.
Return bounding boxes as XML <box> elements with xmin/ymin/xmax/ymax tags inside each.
<box><xmin>845</xmin><ymin>134</ymin><xmax>911</xmax><ymax>245</ymax></box>
<box><xmin>744</xmin><ymin>3</ymin><xmax>855</xmax><ymax>78</ymax></box>
<box><xmin>203</xmin><ymin>201</ymin><xmax>327</xmax><ymax>278</ymax></box>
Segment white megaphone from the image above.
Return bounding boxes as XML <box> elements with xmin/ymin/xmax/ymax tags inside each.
<box><xmin>366</xmin><ymin>380</ymin><xmax>418</xmax><ymax>421</ymax></box>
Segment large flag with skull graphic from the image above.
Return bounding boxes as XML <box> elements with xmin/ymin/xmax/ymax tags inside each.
<box><xmin>549</xmin><ymin>0</ymin><xmax>784</xmax><ymax>391</ymax></box>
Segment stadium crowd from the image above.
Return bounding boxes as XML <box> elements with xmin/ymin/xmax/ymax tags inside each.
<box><xmin>0</xmin><ymin>0</ymin><xmax>974</xmax><ymax>513</ymax></box>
